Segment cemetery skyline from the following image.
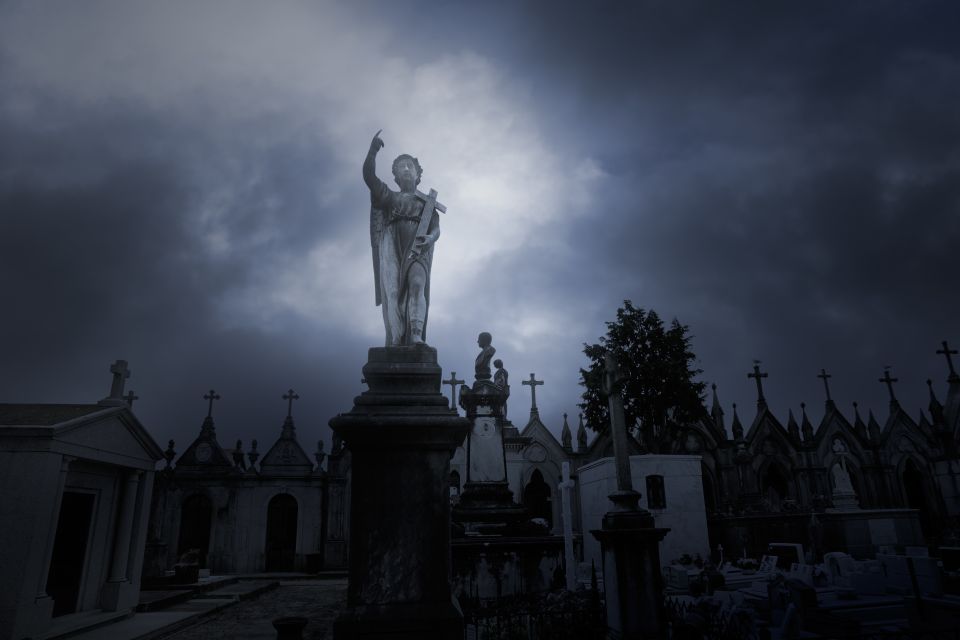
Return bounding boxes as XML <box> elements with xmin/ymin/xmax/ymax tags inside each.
<box><xmin>1</xmin><ymin>1</ymin><xmax>959</xmax><ymax>451</ymax></box>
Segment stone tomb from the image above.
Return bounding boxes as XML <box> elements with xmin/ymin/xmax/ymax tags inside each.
<box><xmin>578</xmin><ymin>454</ymin><xmax>708</xmax><ymax>570</ymax></box>
<box><xmin>0</xmin><ymin>390</ymin><xmax>162</xmax><ymax>640</ymax></box>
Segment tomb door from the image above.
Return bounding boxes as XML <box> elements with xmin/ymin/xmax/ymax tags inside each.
<box><xmin>46</xmin><ymin>491</ymin><xmax>95</xmax><ymax>617</ymax></box>
<box><xmin>177</xmin><ymin>494</ymin><xmax>213</xmax><ymax>568</ymax></box>
<box><xmin>265</xmin><ymin>494</ymin><xmax>298</xmax><ymax>571</ymax></box>
<box><xmin>523</xmin><ymin>469</ymin><xmax>552</xmax><ymax>527</ymax></box>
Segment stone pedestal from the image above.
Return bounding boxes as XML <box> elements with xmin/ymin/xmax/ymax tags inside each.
<box><xmin>453</xmin><ymin>380</ymin><xmax>527</xmax><ymax>532</ymax></box>
<box><xmin>329</xmin><ymin>346</ymin><xmax>470</xmax><ymax>640</ymax></box>
<box><xmin>591</xmin><ymin>509</ymin><xmax>670</xmax><ymax>640</ymax></box>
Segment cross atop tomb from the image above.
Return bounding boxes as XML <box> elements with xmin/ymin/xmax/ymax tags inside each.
<box><xmin>125</xmin><ymin>390</ymin><xmax>139</xmax><ymax>408</ymax></box>
<box><xmin>817</xmin><ymin>368</ymin><xmax>833</xmax><ymax>404</ymax></box>
<box><xmin>748</xmin><ymin>361</ymin><xmax>768</xmax><ymax>408</ymax></box>
<box><xmin>204</xmin><ymin>389</ymin><xmax>221</xmax><ymax>418</ymax></box>
<box><xmin>878</xmin><ymin>368</ymin><xmax>899</xmax><ymax>404</ymax></box>
<box><xmin>522</xmin><ymin>373</ymin><xmax>544</xmax><ymax>415</ymax></box>
<box><xmin>442</xmin><ymin>371</ymin><xmax>465</xmax><ymax>411</ymax></box>
<box><xmin>108</xmin><ymin>359</ymin><xmax>130</xmax><ymax>399</ymax></box>
<box><xmin>937</xmin><ymin>340</ymin><xmax>959</xmax><ymax>381</ymax></box>
<box><xmin>283</xmin><ymin>388</ymin><xmax>300</xmax><ymax>418</ymax></box>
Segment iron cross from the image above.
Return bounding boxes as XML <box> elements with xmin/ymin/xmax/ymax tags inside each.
<box><xmin>204</xmin><ymin>389</ymin><xmax>221</xmax><ymax>418</ymax></box>
<box><xmin>522</xmin><ymin>373</ymin><xmax>544</xmax><ymax>412</ymax></box>
<box><xmin>747</xmin><ymin>362</ymin><xmax>768</xmax><ymax>403</ymax></box>
<box><xmin>937</xmin><ymin>340</ymin><xmax>958</xmax><ymax>379</ymax></box>
<box><xmin>878</xmin><ymin>368</ymin><xmax>898</xmax><ymax>402</ymax></box>
<box><xmin>125</xmin><ymin>390</ymin><xmax>139</xmax><ymax>408</ymax></box>
<box><xmin>442</xmin><ymin>372</ymin><xmax>465</xmax><ymax>411</ymax></box>
<box><xmin>817</xmin><ymin>368</ymin><xmax>833</xmax><ymax>403</ymax></box>
<box><xmin>283</xmin><ymin>388</ymin><xmax>300</xmax><ymax>417</ymax></box>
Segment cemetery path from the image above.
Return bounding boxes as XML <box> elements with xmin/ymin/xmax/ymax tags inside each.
<box><xmin>162</xmin><ymin>579</ymin><xmax>347</xmax><ymax>640</ymax></box>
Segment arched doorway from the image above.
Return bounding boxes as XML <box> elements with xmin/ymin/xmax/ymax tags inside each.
<box><xmin>761</xmin><ymin>463</ymin><xmax>789</xmax><ymax>512</ymax></box>
<box><xmin>177</xmin><ymin>494</ymin><xmax>213</xmax><ymax>567</ymax></box>
<box><xmin>701</xmin><ymin>464</ymin><xmax>716</xmax><ymax>515</ymax></box>
<box><xmin>265</xmin><ymin>494</ymin><xmax>298</xmax><ymax>571</ymax></box>
<box><xmin>523</xmin><ymin>469</ymin><xmax>552</xmax><ymax>526</ymax></box>
<box><xmin>902</xmin><ymin>459</ymin><xmax>931</xmax><ymax>537</ymax></box>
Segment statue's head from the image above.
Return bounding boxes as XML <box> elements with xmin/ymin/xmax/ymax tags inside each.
<box><xmin>392</xmin><ymin>154</ymin><xmax>422</xmax><ymax>189</ymax></box>
<box><xmin>494</xmin><ymin>359</ymin><xmax>503</xmax><ymax>369</ymax></box>
<box><xmin>478</xmin><ymin>332</ymin><xmax>492</xmax><ymax>348</ymax></box>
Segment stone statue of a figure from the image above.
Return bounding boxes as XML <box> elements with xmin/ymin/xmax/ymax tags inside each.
<box><xmin>475</xmin><ymin>332</ymin><xmax>495</xmax><ymax>380</ymax></box>
<box><xmin>363</xmin><ymin>130</ymin><xmax>443</xmax><ymax>346</ymax></box>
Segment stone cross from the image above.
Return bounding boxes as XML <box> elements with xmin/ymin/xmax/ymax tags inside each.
<box><xmin>442</xmin><ymin>371</ymin><xmax>465</xmax><ymax>411</ymax></box>
<box><xmin>878</xmin><ymin>368</ymin><xmax>899</xmax><ymax>403</ymax></box>
<box><xmin>204</xmin><ymin>389</ymin><xmax>221</xmax><ymax>418</ymax></box>
<box><xmin>522</xmin><ymin>373</ymin><xmax>544</xmax><ymax>414</ymax></box>
<box><xmin>748</xmin><ymin>361</ymin><xmax>768</xmax><ymax>406</ymax></box>
<box><xmin>817</xmin><ymin>368</ymin><xmax>833</xmax><ymax>403</ymax></box>
<box><xmin>560</xmin><ymin>461</ymin><xmax>577</xmax><ymax>591</ymax></box>
<box><xmin>283</xmin><ymin>388</ymin><xmax>300</xmax><ymax>417</ymax></box>
<box><xmin>125</xmin><ymin>390</ymin><xmax>139</xmax><ymax>408</ymax></box>
<box><xmin>108</xmin><ymin>360</ymin><xmax>130</xmax><ymax>399</ymax></box>
<box><xmin>602</xmin><ymin>353</ymin><xmax>640</xmax><ymax>510</ymax></box>
<box><xmin>937</xmin><ymin>340</ymin><xmax>958</xmax><ymax>380</ymax></box>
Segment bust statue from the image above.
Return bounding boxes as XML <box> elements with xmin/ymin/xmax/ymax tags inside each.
<box><xmin>475</xmin><ymin>332</ymin><xmax>496</xmax><ymax>380</ymax></box>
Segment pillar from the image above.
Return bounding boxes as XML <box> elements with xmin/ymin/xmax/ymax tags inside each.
<box><xmin>330</xmin><ymin>346</ymin><xmax>469</xmax><ymax>640</ymax></box>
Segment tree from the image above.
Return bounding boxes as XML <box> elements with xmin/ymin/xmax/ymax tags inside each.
<box><xmin>579</xmin><ymin>301</ymin><xmax>706</xmax><ymax>453</ymax></box>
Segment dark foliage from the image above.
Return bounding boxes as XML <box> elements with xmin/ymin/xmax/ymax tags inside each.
<box><xmin>579</xmin><ymin>300</ymin><xmax>706</xmax><ymax>452</ymax></box>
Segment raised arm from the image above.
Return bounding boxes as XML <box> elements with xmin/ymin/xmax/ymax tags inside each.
<box><xmin>363</xmin><ymin>130</ymin><xmax>387</xmax><ymax>196</ymax></box>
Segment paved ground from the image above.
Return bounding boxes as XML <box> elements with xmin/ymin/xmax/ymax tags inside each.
<box><xmin>161</xmin><ymin>579</ymin><xmax>347</xmax><ymax>640</ymax></box>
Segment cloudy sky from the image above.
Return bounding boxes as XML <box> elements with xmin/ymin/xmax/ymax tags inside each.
<box><xmin>2</xmin><ymin>1</ymin><xmax>958</xmax><ymax>455</ymax></box>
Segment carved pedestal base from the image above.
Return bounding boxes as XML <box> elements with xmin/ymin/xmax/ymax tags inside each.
<box><xmin>330</xmin><ymin>346</ymin><xmax>470</xmax><ymax>640</ymax></box>
<box><xmin>592</xmin><ymin>509</ymin><xmax>670</xmax><ymax>640</ymax></box>
<box><xmin>829</xmin><ymin>490</ymin><xmax>860</xmax><ymax>512</ymax></box>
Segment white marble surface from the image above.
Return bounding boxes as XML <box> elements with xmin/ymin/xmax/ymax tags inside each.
<box><xmin>578</xmin><ymin>454</ymin><xmax>709</xmax><ymax>569</ymax></box>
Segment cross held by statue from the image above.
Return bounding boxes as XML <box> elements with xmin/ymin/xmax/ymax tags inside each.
<box><xmin>204</xmin><ymin>389</ymin><xmax>221</xmax><ymax>418</ymax></box>
<box><xmin>522</xmin><ymin>373</ymin><xmax>544</xmax><ymax>413</ymax></box>
<box><xmin>442</xmin><ymin>372</ymin><xmax>465</xmax><ymax>411</ymax></box>
<box><xmin>283</xmin><ymin>388</ymin><xmax>300</xmax><ymax>417</ymax></box>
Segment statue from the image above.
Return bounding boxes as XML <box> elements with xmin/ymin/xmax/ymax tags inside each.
<box><xmin>493</xmin><ymin>359</ymin><xmax>508</xmax><ymax>388</ymax></box>
<box><xmin>475</xmin><ymin>332</ymin><xmax>495</xmax><ymax>380</ymax></box>
<box><xmin>363</xmin><ymin>130</ymin><xmax>445</xmax><ymax>346</ymax></box>
<box><xmin>494</xmin><ymin>358</ymin><xmax>509</xmax><ymax>419</ymax></box>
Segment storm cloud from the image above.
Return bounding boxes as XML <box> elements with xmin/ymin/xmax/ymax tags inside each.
<box><xmin>1</xmin><ymin>1</ymin><xmax>958</xmax><ymax>451</ymax></box>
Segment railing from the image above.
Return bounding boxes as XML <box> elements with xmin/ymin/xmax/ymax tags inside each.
<box><xmin>462</xmin><ymin>590</ymin><xmax>606</xmax><ymax>640</ymax></box>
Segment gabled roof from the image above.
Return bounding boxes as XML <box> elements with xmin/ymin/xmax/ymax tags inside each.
<box><xmin>259</xmin><ymin>416</ymin><xmax>314</xmax><ymax>476</ymax></box>
<box><xmin>175</xmin><ymin>415</ymin><xmax>235</xmax><ymax>474</ymax></box>
<box><xmin>0</xmin><ymin>402</ymin><xmax>163</xmax><ymax>467</ymax></box>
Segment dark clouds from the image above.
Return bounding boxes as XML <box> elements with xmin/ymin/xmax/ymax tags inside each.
<box><xmin>1</xmin><ymin>1</ymin><xmax>959</xmax><ymax>452</ymax></box>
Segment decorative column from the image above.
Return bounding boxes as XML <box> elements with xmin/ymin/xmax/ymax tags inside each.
<box><xmin>330</xmin><ymin>346</ymin><xmax>469</xmax><ymax>639</ymax></box>
<box><xmin>591</xmin><ymin>354</ymin><xmax>669</xmax><ymax>640</ymax></box>
<box><xmin>102</xmin><ymin>470</ymin><xmax>143</xmax><ymax>611</ymax></box>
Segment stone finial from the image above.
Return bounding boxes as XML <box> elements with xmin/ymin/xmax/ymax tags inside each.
<box><xmin>787</xmin><ymin>409</ymin><xmax>800</xmax><ymax>441</ymax></box>
<box><xmin>927</xmin><ymin>379</ymin><xmax>945</xmax><ymax>425</ymax></box>
<box><xmin>315</xmin><ymin>440</ymin><xmax>326</xmax><ymax>471</ymax></box>
<box><xmin>247</xmin><ymin>438</ymin><xmax>260</xmax><ymax>468</ymax></box>
<box><xmin>561</xmin><ymin>413</ymin><xmax>572</xmax><ymax>451</ymax></box>
<box><xmin>731</xmin><ymin>403</ymin><xmax>743</xmax><ymax>441</ymax></box>
<box><xmin>163</xmin><ymin>439</ymin><xmax>176</xmax><ymax>470</ymax></box>
<box><xmin>710</xmin><ymin>383</ymin><xmax>725</xmax><ymax>434</ymax></box>
<box><xmin>108</xmin><ymin>359</ymin><xmax>130</xmax><ymax>399</ymax></box>
<box><xmin>852</xmin><ymin>401</ymin><xmax>867</xmax><ymax>439</ymax></box>
<box><xmin>800</xmin><ymin>402</ymin><xmax>814</xmax><ymax>442</ymax></box>
<box><xmin>577</xmin><ymin>413</ymin><xmax>588</xmax><ymax>451</ymax></box>
<box><xmin>232</xmin><ymin>439</ymin><xmax>247</xmax><ymax>470</ymax></box>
